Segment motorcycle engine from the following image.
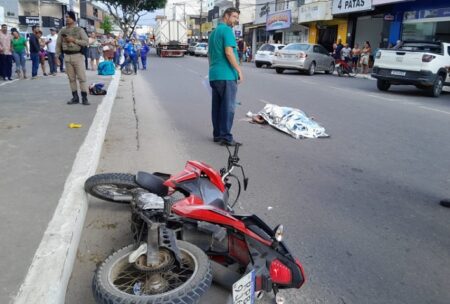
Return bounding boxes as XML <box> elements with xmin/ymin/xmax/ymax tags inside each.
<box><xmin>136</xmin><ymin>192</ymin><xmax>165</xmax><ymax>210</ymax></box>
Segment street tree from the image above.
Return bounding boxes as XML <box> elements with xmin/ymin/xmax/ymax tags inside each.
<box><xmin>100</xmin><ymin>15</ymin><xmax>113</xmax><ymax>34</ymax></box>
<box><xmin>100</xmin><ymin>0</ymin><xmax>166</xmax><ymax>37</ymax></box>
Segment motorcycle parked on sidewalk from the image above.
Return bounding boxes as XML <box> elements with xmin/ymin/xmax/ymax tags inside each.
<box><xmin>85</xmin><ymin>145</ymin><xmax>306</xmax><ymax>304</ymax></box>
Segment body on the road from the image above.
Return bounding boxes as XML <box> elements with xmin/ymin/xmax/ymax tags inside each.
<box><xmin>208</xmin><ymin>7</ymin><xmax>243</xmax><ymax>146</ymax></box>
<box><xmin>56</xmin><ymin>11</ymin><xmax>89</xmax><ymax>105</ymax></box>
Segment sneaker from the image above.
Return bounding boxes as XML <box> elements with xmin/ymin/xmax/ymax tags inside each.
<box><xmin>31</xmin><ymin>76</ymin><xmax>38</xmax><ymax>80</ymax></box>
<box><xmin>8</xmin><ymin>78</ymin><xmax>12</xmax><ymax>81</ymax></box>
<box><xmin>213</xmin><ymin>137</ymin><xmax>222</xmax><ymax>143</ymax></box>
<box><xmin>220</xmin><ymin>140</ymin><xmax>242</xmax><ymax>146</ymax></box>
<box><xmin>52</xmin><ymin>73</ymin><xmax>56</xmax><ymax>76</ymax></box>
<box><xmin>43</xmin><ymin>73</ymin><xmax>48</xmax><ymax>76</ymax></box>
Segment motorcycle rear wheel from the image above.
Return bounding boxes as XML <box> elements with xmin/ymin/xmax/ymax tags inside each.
<box><xmin>92</xmin><ymin>241</ymin><xmax>212</xmax><ymax>304</ymax></box>
<box><xmin>84</xmin><ymin>173</ymin><xmax>140</xmax><ymax>203</ymax></box>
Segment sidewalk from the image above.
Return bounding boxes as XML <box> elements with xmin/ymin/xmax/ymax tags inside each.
<box><xmin>0</xmin><ymin>67</ymin><xmax>117</xmax><ymax>304</ymax></box>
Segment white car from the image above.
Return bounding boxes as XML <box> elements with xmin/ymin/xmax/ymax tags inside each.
<box><xmin>194</xmin><ymin>43</ymin><xmax>208</xmax><ymax>57</ymax></box>
<box><xmin>372</xmin><ymin>41</ymin><xmax>450</xmax><ymax>97</ymax></box>
<box><xmin>255</xmin><ymin>43</ymin><xmax>285</xmax><ymax>68</ymax></box>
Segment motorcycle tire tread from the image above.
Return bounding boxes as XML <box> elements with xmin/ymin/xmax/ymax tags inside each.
<box><xmin>84</xmin><ymin>173</ymin><xmax>139</xmax><ymax>203</ymax></box>
<box><xmin>92</xmin><ymin>241</ymin><xmax>213</xmax><ymax>304</ymax></box>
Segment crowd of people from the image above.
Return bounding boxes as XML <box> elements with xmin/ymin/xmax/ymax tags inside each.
<box><xmin>331</xmin><ymin>39</ymin><xmax>373</xmax><ymax>74</ymax></box>
<box><xmin>0</xmin><ymin>22</ymin><xmax>151</xmax><ymax>81</ymax></box>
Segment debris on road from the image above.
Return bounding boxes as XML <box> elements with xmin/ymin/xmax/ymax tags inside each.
<box><xmin>68</xmin><ymin>123</ymin><xmax>82</xmax><ymax>128</ymax></box>
<box><xmin>248</xmin><ymin>104</ymin><xmax>329</xmax><ymax>139</ymax></box>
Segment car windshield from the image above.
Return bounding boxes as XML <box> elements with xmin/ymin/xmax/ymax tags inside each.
<box><xmin>198</xmin><ymin>43</ymin><xmax>207</xmax><ymax>47</ymax></box>
<box><xmin>259</xmin><ymin>44</ymin><xmax>275</xmax><ymax>52</ymax></box>
<box><xmin>283</xmin><ymin>44</ymin><xmax>310</xmax><ymax>51</ymax></box>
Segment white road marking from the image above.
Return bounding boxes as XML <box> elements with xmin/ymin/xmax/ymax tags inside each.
<box><xmin>367</xmin><ymin>94</ymin><xmax>404</xmax><ymax>102</ymax></box>
<box><xmin>0</xmin><ymin>79</ymin><xmax>19</xmax><ymax>86</ymax></box>
<box><xmin>13</xmin><ymin>72</ymin><xmax>121</xmax><ymax>304</ymax></box>
<box><xmin>419</xmin><ymin>106</ymin><xmax>450</xmax><ymax>115</ymax></box>
<box><xmin>258</xmin><ymin>99</ymin><xmax>270</xmax><ymax>104</ymax></box>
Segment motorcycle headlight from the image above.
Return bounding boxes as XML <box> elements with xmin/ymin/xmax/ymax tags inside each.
<box><xmin>274</xmin><ymin>224</ymin><xmax>284</xmax><ymax>242</ymax></box>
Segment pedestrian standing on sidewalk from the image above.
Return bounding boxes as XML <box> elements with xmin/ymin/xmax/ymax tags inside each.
<box><xmin>360</xmin><ymin>41</ymin><xmax>372</xmax><ymax>74</ymax></box>
<box><xmin>56</xmin><ymin>11</ymin><xmax>90</xmax><ymax>105</ymax></box>
<box><xmin>237</xmin><ymin>38</ymin><xmax>245</xmax><ymax>65</ymax></box>
<box><xmin>11</xmin><ymin>28</ymin><xmax>28</xmax><ymax>79</ymax></box>
<box><xmin>208</xmin><ymin>7</ymin><xmax>243</xmax><ymax>146</ymax></box>
<box><xmin>140</xmin><ymin>40</ymin><xmax>149</xmax><ymax>70</ymax></box>
<box><xmin>88</xmin><ymin>32</ymin><xmax>100</xmax><ymax>71</ymax></box>
<box><xmin>29</xmin><ymin>25</ymin><xmax>41</xmax><ymax>79</ymax></box>
<box><xmin>0</xmin><ymin>24</ymin><xmax>13</xmax><ymax>80</ymax></box>
<box><xmin>341</xmin><ymin>43</ymin><xmax>352</xmax><ymax>62</ymax></box>
<box><xmin>37</xmin><ymin>30</ymin><xmax>48</xmax><ymax>76</ymax></box>
<box><xmin>46</xmin><ymin>28</ymin><xmax>58</xmax><ymax>75</ymax></box>
<box><xmin>351</xmin><ymin>43</ymin><xmax>361</xmax><ymax>70</ymax></box>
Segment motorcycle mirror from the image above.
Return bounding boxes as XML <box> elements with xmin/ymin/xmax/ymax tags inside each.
<box><xmin>274</xmin><ymin>224</ymin><xmax>284</xmax><ymax>242</ymax></box>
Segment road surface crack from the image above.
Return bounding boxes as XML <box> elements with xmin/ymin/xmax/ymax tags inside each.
<box><xmin>131</xmin><ymin>80</ymin><xmax>140</xmax><ymax>151</ymax></box>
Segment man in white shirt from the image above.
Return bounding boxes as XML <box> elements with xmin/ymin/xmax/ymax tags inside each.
<box><xmin>341</xmin><ymin>43</ymin><xmax>352</xmax><ymax>62</ymax></box>
<box><xmin>46</xmin><ymin>28</ymin><xmax>58</xmax><ymax>75</ymax></box>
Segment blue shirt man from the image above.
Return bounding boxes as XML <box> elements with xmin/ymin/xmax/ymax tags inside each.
<box><xmin>208</xmin><ymin>7</ymin><xmax>243</xmax><ymax>146</ymax></box>
<box><xmin>140</xmin><ymin>41</ymin><xmax>150</xmax><ymax>70</ymax></box>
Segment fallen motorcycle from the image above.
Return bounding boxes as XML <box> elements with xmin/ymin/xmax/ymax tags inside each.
<box><xmin>85</xmin><ymin>145</ymin><xmax>305</xmax><ymax>304</ymax></box>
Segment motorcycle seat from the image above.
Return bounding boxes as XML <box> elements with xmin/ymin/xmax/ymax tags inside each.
<box><xmin>136</xmin><ymin>171</ymin><xmax>169</xmax><ymax>197</ymax></box>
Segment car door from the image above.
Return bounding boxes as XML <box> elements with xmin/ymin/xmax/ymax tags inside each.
<box><xmin>319</xmin><ymin>45</ymin><xmax>332</xmax><ymax>69</ymax></box>
<box><xmin>312</xmin><ymin>45</ymin><xmax>324</xmax><ymax>70</ymax></box>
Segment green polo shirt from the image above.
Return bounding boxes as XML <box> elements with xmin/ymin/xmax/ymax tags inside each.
<box><xmin>208</xmin><ymin>22</ymin><xmax>238</xmax><ymax>81</ymax></box>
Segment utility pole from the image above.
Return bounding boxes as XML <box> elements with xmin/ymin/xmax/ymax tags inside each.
<box><xmin>199</xmin><ymin>0</ymin><xmax>203</xmax><ymax>42</ymax></box>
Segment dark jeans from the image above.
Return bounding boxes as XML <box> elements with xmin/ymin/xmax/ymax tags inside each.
<box><xmin>59</xmin><ymin>53</ymin><xmax>65</xmax><ymax>72</ymax></box>
<box><xmin>210</xmin><ymin>80</ymin><xmax>238</xmax><ymax>142</ymax></box>
<box><xmin>141</xmin><ymin>55</ymin><xmax>147</xmax><ymax>69</ymax></box>
<box><xmin>121</xmin><ymin>55</ymin><xmax>138</xmax><ymax>74</ymax></box>
<box><xmin>47</xmin><ymin>52</ymin><xmax>57</xmax><ymax>74</ymax></box>
<box><xmin>30</xmin><ymin>52</ymin><xmax>39</xmax><ymax>77</ymax></box>
<box><xmin>0</xmin><ymin>54</ymin><xmax>13</xmax><ymax>79</ymax></box>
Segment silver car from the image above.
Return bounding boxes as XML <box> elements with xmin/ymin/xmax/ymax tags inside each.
<box><xmin>188</xmin><ymin>42</ymin><xmax>199</xmax><ymax>55</ymax></box>
<box><xmin>255</xmin><ymin>43</ymin><xmax>285</xmax><ymax>68</ymax></box>
<box><xmin>272</xmin><ymin>43</ymin><xmax>335</xmax><ymax>75</ymax></box>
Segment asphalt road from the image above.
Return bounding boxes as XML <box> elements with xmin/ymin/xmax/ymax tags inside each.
<box><xmin>67</xmin><ymin>52</ymin><xmax>450</xmax><ymax>304</ymax></box>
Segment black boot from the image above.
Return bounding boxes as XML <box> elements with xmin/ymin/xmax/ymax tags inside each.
<box><xmin>67</xmin><ymin>91</ymin><xmax>79</xmax><ymax>105</ymax></box>
<box><xmin>81</xmin><ymin>91</ymin><xmax>90</xmax><ymax>105</ymax></box>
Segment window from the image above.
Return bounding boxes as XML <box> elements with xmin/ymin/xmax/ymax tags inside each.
<box><xmin>313</xmin><ymin>46</ymin><xmax>320</xmax><ymax>53</ymax></box>
<box><xmin>259</xmin><ymin>44</ymin><xmax>276</xmax><ymax>52</ymax></box>
<box><xmin>275</xmin><ymin>0</ymin><xmax>286</xmax><ymax>11</ymax></box>
<box><xmin>283</xmin><ymin>43</ymin><xmax>310</xmax><ymax>51</ymax></box>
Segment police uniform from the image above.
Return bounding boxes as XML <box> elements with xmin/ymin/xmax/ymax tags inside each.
<box><xmin>56</xmin><ymin>23</ymin><xmax>89</xmax><ymax>104</ymax></box>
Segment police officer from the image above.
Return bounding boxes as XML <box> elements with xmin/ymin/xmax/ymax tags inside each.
<box><xmin>56</xmin><ymin>11</ymin><xmax>89</xmax><ymax>105</ymax></box>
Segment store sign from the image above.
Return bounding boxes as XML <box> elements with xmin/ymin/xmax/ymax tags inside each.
<box><xmin>266</xmin><ymin>10</ymin><xmax>291</xmax><ymax>31</ymax></box>
<box><xmin>384</xmin><ymin>13</ymin><xmax>395</xmax><ymax>21</ymax></box>
<box><xmin>207</xmin><ymin>6</ymin><xmax>219</xmax><ymax>22</ymax></box>
<box><xmin>19</xmin><ymin>16</ymin><xmax>40</xmax><ymax>26</ymax></box>
<box><xmin>332</xmin><ymin>0</ymin><xmax>372</xmax><ymax>15</ymax></box>
<box><xmin>42</xmin><ymin>16</ymin><xmax>62</xmax><ymax>28</ymax></box>
<box><xmin>299</xmin><ymin>1</ymin><xmax>333</xmax><ymax>22</ymax></box>
<box><xmin>404</xmin><ymin>7</ymin><xmax>450</xmax><ymax>21</ymax></box>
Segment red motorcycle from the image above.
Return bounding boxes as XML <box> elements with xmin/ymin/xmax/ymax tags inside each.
<box><xmin>85</xmin><ymin>145</ymin><xmax>305</xmax><ymax>304</ymax></box>
<box><xmin>335</xmin><ymin>59</ymin><xmax>357</xmax><ymax>77</ymax></box>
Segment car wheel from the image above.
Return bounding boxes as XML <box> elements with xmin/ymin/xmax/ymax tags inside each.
<box><xmin>426</xmin><ymin>75</ymin><xmax>444</xmax><ymax>97</ymax></box>
<box><xmin>275</xmin><ymin>68</ymin><xmax>284</xmax><ymax>74</ymax></box>
<box><xmin>255</xmin><ymin>62</ymin><xmax>262</xmax><ymax>68</ymax></box>
<box><xmin>377</xmin><ymin>79</ymin><xmax>391</xmax><ymax>91</ymax></box>
<box><xmin>325</xmin><ymin>63</ymin><xmax>334</xmax><ymax>74</ymax></box>
<box><xmin>308</xmin><ymin>62</ymin><xmax>316</xmax><ymax>76</ymax></box>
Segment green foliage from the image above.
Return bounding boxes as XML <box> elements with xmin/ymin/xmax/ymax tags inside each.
<box><xmin>100</xmin><ymin>15</ymin><xmax>113</xmax><ymax>34</ymax></box>
<box><xmin>100</xmin><ymin>0</ymin><xmax>166</xmax><ymax>37</ymax></box>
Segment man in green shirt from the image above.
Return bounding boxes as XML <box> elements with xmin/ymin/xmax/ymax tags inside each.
<box><xmin>208</xmin><ymin>7</ymin><xmax>243</xmax><ymax>146</ymax></box>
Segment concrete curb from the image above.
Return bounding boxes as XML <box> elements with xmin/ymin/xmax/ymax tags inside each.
<box><xmin>13</xmin><ymin>71</ymin><xmax>121</xmax><ymax>304</ymax></box>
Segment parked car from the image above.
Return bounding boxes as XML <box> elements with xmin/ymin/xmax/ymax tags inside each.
<box><xmin>272</xmin><ymin>43</ymin><xmax>335</xmax><ymax>75</ymax></box>
<box><xmin>188</xmin><ymin>42</ymin><xmax>199</xmax><ymax>55</ymax></box>
<box><xmin>372</xmin><ymin>41</ymin><xmax>450</xmax><ymax>97</ymax></box>
<box><xmin>194</xmin><ymin>43</ymin><xmax>208</xmax><ymax>57</ymax></box>
<box><xmin>254</xmin><ymin>43</ymin><xmax>285</xmax><ymax>68</ymax></box>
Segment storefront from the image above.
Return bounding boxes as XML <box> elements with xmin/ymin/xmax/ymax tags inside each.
<box><xmin>393</xmin><ymin>0</ymin><xmax>450</xmax><ymax>42</ymax></box>
<box><xmin>299</xmin><ymin>0</ymin><xmax>347</xmax><ymax>52</ymax></box>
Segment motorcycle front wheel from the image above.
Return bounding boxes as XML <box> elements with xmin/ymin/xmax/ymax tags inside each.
<box><xmin>93</xmin><ymin>241</ymin><xmax>212</xmax><ymax>304</ymax></box>
<box><xmin>84</xmin><ymin>173</ymin><xmax>140</xmax><ymax>203</ymax></box>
